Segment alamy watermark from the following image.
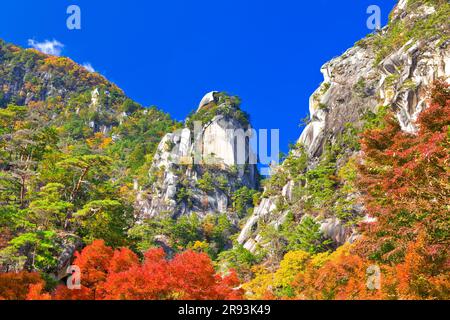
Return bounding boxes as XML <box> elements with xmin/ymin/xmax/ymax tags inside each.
<box><xmin>66</xmin><ymin>265</ymin><xmax>81</xmax><ymax>290</ymax></box>
<box><xmin>67</xmin><ymin>5</ymin><xmax>81</xmax><ymax>30</ymax></box>
<box><xmin>367</xmin><ymin>5</ymin><xmax>381</xmax><ymax>31</ymax></box>
<box><xmin>166</xmin><ymin>121</ymin><xmax>279</xmax><ymax>176</ymax></box>
<box><xmin>366</xmin><ymin>265</ymin><xmax>381</xmax><ymax>290</ymax></box>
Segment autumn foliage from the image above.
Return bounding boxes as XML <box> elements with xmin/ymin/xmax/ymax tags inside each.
<box><xmin>0</xmin><ymin>271</ymin><xmax>48</xmax><ymax>300</ymax></box>
<box><xmin>40</xmin><ymin>56</ymin><xmax>111</xmax><ymax>89</ymax></box>
<box><xmin>291</xmin><ymin>81</ymin><xmax>449</xmax><ymax>300</ymax></box>
<box><xmin>243</xmin><ymin>80</ymin><xmax>450</xmax><ymax>300</ymax></box>
<box><xmin>25</xmin><ymin>240</ymin><xmax>243</xmax><ymax>300</ymax></box>
<box><xmin>1</xmin><ymin>80</ymin><xmax>448</xmax><ymax>301</ymax></box>
<box><xmin>357</xmin><ymin>80</ymin><xmax>449</xmax><ymax>264</ymax></box>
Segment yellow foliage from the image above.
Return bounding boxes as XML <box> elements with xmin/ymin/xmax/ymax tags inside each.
<box><xmin>276</xmin><ymin>251</ymin><xmax>311</xmax><ymax>287</ymax></box>
<box><xmin>243</xmin><ymin>244</ymin><xmax>359</xmax><ymax>300</ymax></box>
<box><xmin>309</xmin><ymin>251</ymin><xmax>331</xmax><ymax>268</ymax></box>
<box><xmin>86</xmin><ymin>132</ymin><xmax>113</xmax><ymax>150</ymax></box>
<box><xmin>328</xmin><ymin>242</ymin><xmax>353</xmax><ymax>260</ymax></box>
<box><xmin>40</xmin><ymin>56</ymin><xmax>110</xmax><ymax>88</ymax></box>
<box><xmin>243</xmin><ymin>250</ymin><xmax>311</xmax><ymax>299</ymax></box>
<box><xmin>242</xmin><ymin>268</ymin><xmax>275</xmax><ymax>300</ymax></box>
<box><xmin>191</xmin><ymin>241</ymin><xmax>210</xmax><ymax>252</ymax></box>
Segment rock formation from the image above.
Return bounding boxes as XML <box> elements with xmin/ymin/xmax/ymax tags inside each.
<box><xmin>136</xmin><ymin>92</ymin><xmax>259</xmax><ymax>222</ymax></box>
<box><xmin>238</xmin><ymin>0</ymin><xmax>449</xmax><ymax>254</ymax></box>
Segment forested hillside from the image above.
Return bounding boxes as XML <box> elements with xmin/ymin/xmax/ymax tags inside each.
<box><xmin>0</xmin><ymin>39</ymin><xmax>180</xmax><ymax>276</ymax></box>
<box><xmin>0</xmin><ymin>0</ymin><xmax>448</xmax><ymax>300</ymax></box>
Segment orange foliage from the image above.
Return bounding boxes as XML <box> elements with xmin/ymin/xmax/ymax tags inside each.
<box><xmin>393</xmin><ymin>232</ymin><xmax>450</xmax><ymax>300</ymax></box>
<box><xmin>40</xmin><ymin>56</ymin><xmax>110</xmax><ymax>88</ymax></box>
<box><xmin>26</xmin><ymin>283</ymin><xmax>52</xmax><ymax>300</ymax></box>
<box><xmin>53</xmin><ymin>285</ymin><xmax>94</xmax><ymax>300</ymax></box>
<box><xmin>289</xmin><ymin>80</ymin><xmax>450</xmax><ymax>300</ymax></box>
<box><xmin>108</xmin><ymin>247</ymin><xmax>140</xmax><ymax>274</ymax></box>
<box><xmin>73</xmin><ymin>240</ymin><xmax>113</xmax><ymax>288</ymax></box>
<box><xmin>0</xmin><ymin>272</ymin><xmax>46</xmax><ymax>300</ymax></box>
<box><xmin>101</xmin><ymin>248</ymin><xmax>243</xmax><ymax>300</ymax></box>
<box><xmin>86</xmin><ymin>132</ymin><xmax>113</xmax><ymax>150</ymax></box>
<box><xmin>291</xmin><ymin>235</ymin><xmax>449</xmax><ymax>300</ymax></box>
<box><xmin>168</xmin><ymin>250</ymin><xmax>243</xmax><ymax>300</ymax></box>
<box><xmin>25</xmin><ymin>240</ymin><xmax>243</xmax><ymax>300</ymax></box>
<box><xmin>293</xmin><ymin>252</ymin><xmax>385</xmax><ymax>300</ymax></box>
<box><xmin>357</xmin><ymin>80</ymin><xmax>449</xmax><ymax>266</ymax></box>
<box><xmin>102</xmin><ymin>248</ymin><xmax>173</xmax><ymax>300</ymax></box>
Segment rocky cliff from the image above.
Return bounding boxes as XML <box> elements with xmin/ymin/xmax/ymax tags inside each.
<box><xmin>238</xmin><ymin>0</ymin><xmax>449</xmax><ymax>255</ymax></box>
<box><xmin>136</xmin><ymin>92</ymin><xmax>259</xmax><ymax>223</ymax></box>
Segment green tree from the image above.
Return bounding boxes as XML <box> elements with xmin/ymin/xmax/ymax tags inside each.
<box><xmin>197</xmin><ymin>171</ymin><xmax>215</xmax><ymax>193</ymax></box>
<box><xmin>56</xmin><ymin>155</ymin><xmax>112</xmax><ymax>203</ymax></box>
<box><xmin>27</xmin><ymin>183</ymin><xmax>74</xmax><ymax>229</ymax></box>
<box><xmin>217</xmin><ymin>245</ymin><xmax>261</xmax><ymax>280</ymax></box>
<box><xmin>283</xmin><ymin>215</ymin><xmax>332</xmax><ymax>254</ymax></box>
<box><xmin>0</xmin><ymin>231</ymin><xmax>58</xmax><ymax>272</ymax></box>
<box><xmin>74</xmin><ymin>199</ymin><xmax>132</xmax><ymax>247</ymax></box>
<box><xmin>232</xmin><ymin>186</ymin><xmax>257</xmax><ymax>218</ymax></box>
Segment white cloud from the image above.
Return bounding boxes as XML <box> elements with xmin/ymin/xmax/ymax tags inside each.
<box><xmin>82</xmin><ymin>63</ymin><xmax>95</xmax><ymax>73</ymax></box>
<box><xmin>28</xmin><ymin>39</ymin><xmax>64</xmax><ymax>56</ymax></box>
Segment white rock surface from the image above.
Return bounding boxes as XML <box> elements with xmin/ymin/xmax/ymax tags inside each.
<box><xmin>238</xmin><ymin>2</ymin><xmax>449</xmax><ymax>253</ymax></box>
<box><xmin>203</xmin><ymin>118</ymin><xmax>238</xmax><ymax>166</ymax></box>
<box><xmin>136</xmin><ymin>93</ymin><xmax>258</xmax><ymax>221</ymax></box>
<box><xmin>198</xmin><ymin>91</ymin><xmax>218</xmax><ymax>111</ymax></box>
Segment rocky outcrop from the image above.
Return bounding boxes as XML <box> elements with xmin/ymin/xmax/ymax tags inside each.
<box><xmin>198</xmin><ymin>91</ymin><xmax>218</xmax><ymax>111</ymax></box>
<box><xmin>380</xmin><ymin>39</ymin><xmax>449</xmax><ymax>132</ymax></box>
<box><xmin>238</xmin><ymin>0</ymin><xmax>449</xmax><ymax>253</ymax></box>
<box><xmin>54</xmin><ymin>234</ymin><xmax>83</xmax><ymax>280</ymax></box>
<box><xmin>299</xmin><ymin>45</ymin><xmax>380</xmax><ymax>158</ymax></box>
<box><xmin>136</xmin><ymin>92</ymin><xmax>259</xmax><ymax>221</ymax></box>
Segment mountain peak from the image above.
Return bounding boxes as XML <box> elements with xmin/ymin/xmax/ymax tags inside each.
<box><xmin>197</xmin><ymin>91</ymin><xmax>218</xmax><ymax>111</ymax></box>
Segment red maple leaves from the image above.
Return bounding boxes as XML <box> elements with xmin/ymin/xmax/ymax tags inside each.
<box><xmin>357</xmin><ymin>80</ymin><xmax>449</xmax><ymax>264</ymax></box>
<box><xmin>25</xmin><ymin>240</ymin><xmax>243</xmax><ymax>300</ymax></box>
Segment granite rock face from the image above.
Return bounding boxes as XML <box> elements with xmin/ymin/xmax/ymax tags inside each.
<box><xmin>54</xmin><ymin>235</ymin><xmax>83</xmax><ymax>280</ymax></box>
<box><xmin>136</xmin><ymin>92</ymin><xmax>258</xmax><ymax>222</ymax></box>
<box><xmin>238</xmin><ymin>0</ymin><xmax>449</xmax><ymax>253</ymax></box>
<box><xmin>198</xmin><ymin>91</ymin><xmax>219</xmax><ymax>111</ymax></box>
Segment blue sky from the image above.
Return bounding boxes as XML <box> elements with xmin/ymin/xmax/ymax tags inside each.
<box><xmin>0</xmin><ymin>0</ymin><xmax>397</xmax><ymax>154</ymax></box>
